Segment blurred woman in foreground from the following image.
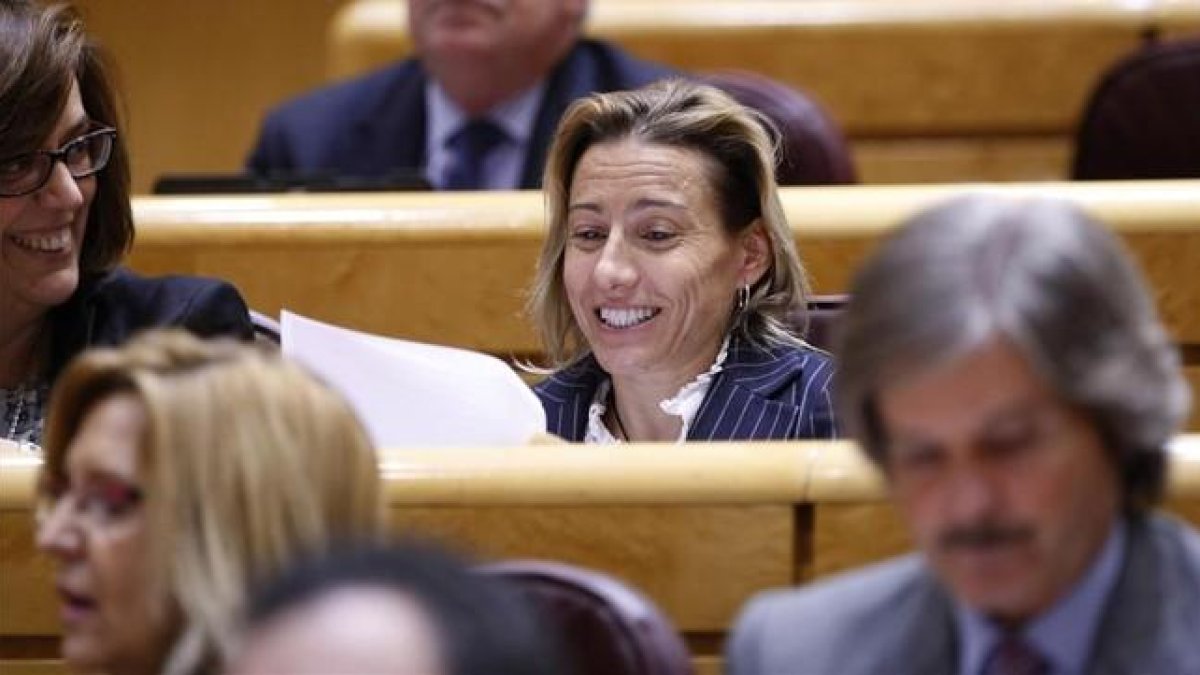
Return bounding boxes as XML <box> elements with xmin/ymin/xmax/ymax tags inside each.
<box><xmin>35</xmin><ymin>330</ymin><xmax>382</xmax><ymax>675</ymax></box>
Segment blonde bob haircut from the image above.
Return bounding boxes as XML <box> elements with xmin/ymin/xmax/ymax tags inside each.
<box><xmin>41</xmin><ymin>330</ymin><xmax>384</xmax><ymax>675</ymax></box>
<box><xmin>529</xmin><ymin>78</ymin><xmax>812</xmax><ymax>368</ymax></box>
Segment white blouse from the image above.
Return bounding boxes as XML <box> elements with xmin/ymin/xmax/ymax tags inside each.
<box><xmin>584</xmin><ymin>337</ymin><xmax>731</xmax><ymax>444</ymax></box>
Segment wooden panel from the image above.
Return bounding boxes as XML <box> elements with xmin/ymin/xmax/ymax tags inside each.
<box><xmin>140</xmin><ymin>237</ymin><xmax>541</xmax><ymax>354</ymax></box>
<box><xmin>0</xmin><ymin>661</ymin><xmax>65</xmax><ymax>675</ymax></box>
<box><xmin>392</xmin><ymin>505</ymin><xmax>794</xmax><ymax>633</ymax></box>
<box><xmin>1158</xmin><ymin>1</ymin><xmax>1200</xmax><ymax>37</ymax></box>
<box><xmin>0</xmin><ymin>504</ymin><xmax>793</xmax><ymax>639</ymax></box>
<box><xmin>0</xmin><ymin>515</ymin><xmax>56</xmax><ymax>636</ymax></box>
<box><xmin>1166</xmin><ymin>499</ymin><xmax>1200</xmax><ymax>529</ymax></box>
<box><xmin>127</xmin><ymin>192</ymin><xmax>545</xmax><ymax>353</ymax></box>
<box><xmin>853</xmin><ymin>136</ymin><xmax>1071</xmax><ymax>184</ymax></box>
<box><xmin>1101</xmin><ymin>231</ymin><xmax>1200</xmax><ymax>347</ymax></box>
<box><xmin>812</xmin><ymin>503</ymin><xmax>909</xmax><ymax>579</ymax></box>
<box><xmin>694</xmin><ymin>655</ymin><xmax>723</xmax><ymax>675</ymax></box>
<box><xmin>73</xmin><ymin>0</ymin><xmax>343</xmax><ymax>193</ymax></box>
<box><xmin>123</xmin><ymin>181</ymin><xmax>1200</xmax><ymax>354</ymax></box>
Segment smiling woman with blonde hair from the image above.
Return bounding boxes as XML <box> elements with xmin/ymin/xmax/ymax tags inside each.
<box><xmin>36</xmin><ymin>330</ymin><xmax>383</xmax><ymax>675</ymax></box>
<box><xmin>529</xmin><ymin>79</ymin><xmax>837</xmax><ymax>442</ymax></box>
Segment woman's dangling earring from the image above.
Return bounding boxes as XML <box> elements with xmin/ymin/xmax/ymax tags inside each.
<box><xmin>736</xmin><ymin>283</ymin><xmax>751</xmax><ymax>311</ymax></box>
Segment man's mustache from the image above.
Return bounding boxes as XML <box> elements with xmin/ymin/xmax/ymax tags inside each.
<box><xmin>937</xmin><ymin>524</ymin><xmax>1034</xmax><ymax>552</ymax></box>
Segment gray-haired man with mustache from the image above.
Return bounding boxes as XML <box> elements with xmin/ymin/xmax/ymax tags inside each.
<box><xmin>727</xmin><ymin>194</ymin><xmax>1200</xmax><ymax>675</ymax></box>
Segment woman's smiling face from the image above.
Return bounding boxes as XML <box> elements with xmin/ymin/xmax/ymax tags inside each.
<box><xmin>0</xmin><ymin>78</ymin><xmax>96</xmax><ymax>317</ymax></box>
<box><xmin>562</xmin><ymin>138</ymin><xmax>769</xmax><ymax>388</ymax></box>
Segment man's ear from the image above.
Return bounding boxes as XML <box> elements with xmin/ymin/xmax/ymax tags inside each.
<box><xmin>738</xmin><ymin>219</ymin><xmax>772</xmax><ymax>287</ymax></box>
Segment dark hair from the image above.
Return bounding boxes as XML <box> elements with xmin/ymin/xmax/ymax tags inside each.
<box><xmin>246</xmin><ymin>541</ymin><xmax>564</xmax><ymax>675</ymax></box>
<box><xmin>0</xmin><ymin>0</ymin><xmax>133</xmax><ymax>272</ymax></box>
<box><xmin>837</xmin><ymin>194</ymin><xmax>1190</xmax><ymax>511</ymax></box>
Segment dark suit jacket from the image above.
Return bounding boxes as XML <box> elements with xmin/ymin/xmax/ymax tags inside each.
<box><xmin>534</xmin><ymin>339</ymin><xmax>838</xmax><ymax>441</ymax></box>
<box><xmin>246</xmin><ymin>39</ymin><xmax>675</xmax><ymax>189</ymax></box>
<box><xmin>48</xmin><ymin>267</ymin><xmax>254</xmax><ymax>381</ymax></box>
<box><xmin>727</xmin><ymin>513</ymin><xmax>1200</xmax><ymax>675</ymax></box>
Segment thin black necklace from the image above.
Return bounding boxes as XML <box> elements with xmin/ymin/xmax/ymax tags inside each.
<box><xmin>608</xmin><ymin>393</ymin><xmax>630</xmax><ymax>442</ymax></box>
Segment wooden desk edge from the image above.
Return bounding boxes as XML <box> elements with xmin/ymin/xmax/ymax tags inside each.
<box><xmin>5</xmin><ymin>438</ymin><xmax>1198</xmax><ymax>509</ymax></box>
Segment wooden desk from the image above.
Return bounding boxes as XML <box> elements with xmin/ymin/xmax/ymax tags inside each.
<box><xmin>4</xmin><ymin>439</ymin><xmax>1200</xmax><ymax>673</ymax></box>
<box><xmin>330</xmin><ymin>0</ymin><xmax>1200</xmax><ymax>183</ymax></box>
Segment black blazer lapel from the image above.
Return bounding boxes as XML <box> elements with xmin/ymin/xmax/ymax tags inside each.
<box><xmin>534</xmin><ymin>356</ymin><xmax>604</xmax><ymax>441</ymax></box>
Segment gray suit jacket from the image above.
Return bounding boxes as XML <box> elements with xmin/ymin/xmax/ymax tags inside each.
<box><xmin>726</xmin><ymin>514</ymin><xmax>1200</xmax><ymax>675</ymax></box>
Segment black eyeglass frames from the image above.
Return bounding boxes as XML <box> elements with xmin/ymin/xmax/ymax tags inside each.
<box><xmin>0</xmin><ymin>127</ymin><xmax>117</xmax><ymax>198</ymax></box>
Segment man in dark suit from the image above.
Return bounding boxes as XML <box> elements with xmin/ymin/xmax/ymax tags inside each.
<box><xmin>728</xmin><ymin>194</ymin><xmax>1200</xmax><ymax>675</ymax></box>
<box><xmin>246</xmin><ymin>0</ymin><xmax>672</xmax><ymax>190</ymax></box>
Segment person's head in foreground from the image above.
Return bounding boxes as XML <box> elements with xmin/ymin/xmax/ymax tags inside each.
<box><xmin>530</xmin><ymin>79</ymin><xmax>835</xmax><ymax>443</ymax></box>
<box><xmin>838</xmin><ymin>194</ymin><xmax>1190</xmax><ymax>625</ymax></box>
<box><xmin>35</xmin><ymin>330</ymin><xmax>383</xmax><ymax>675</ymax></box>
<box><xmin>726</xmin><ymin>194</ymin><xmax>1199</xmax><ymax>675</ymax></box>
<box><xmin>229</xmin><ymin>541</ymin><xmax>563</xmax><ymax>675</ymax></box>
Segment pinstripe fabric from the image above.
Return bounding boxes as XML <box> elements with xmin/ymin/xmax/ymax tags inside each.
<box><xmin>533</xmin><ymin>339</ymin><xmax>838</xmax><ymax>442</ymax></box>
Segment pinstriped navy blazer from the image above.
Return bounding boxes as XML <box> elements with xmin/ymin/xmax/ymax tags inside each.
<box><xmin>534</xmin><ymin>339</ymin><xmax>838</xmax><ymax>442</ymax></box>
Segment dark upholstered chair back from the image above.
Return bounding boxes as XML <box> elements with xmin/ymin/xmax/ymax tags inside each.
<box><xmin>1072</xmin><ymin>36</ymin><xmax>1200</xmax><ymax>179</ymax></box>
<box><xmin>480</xmin><ymin>560</ymin><xmax>694</xmax><ymax>675</ymax></box>
<box><xmin>795</xmin><ymin>294</ymin><xmax>849</xmax><ymax>352</ymax></box>
<box><xmin>701</xmin><ymin>70</ymin><xmax>857</xmax><ymax>186</ymax></box>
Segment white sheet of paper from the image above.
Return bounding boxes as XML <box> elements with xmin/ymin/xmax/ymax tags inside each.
<box><xmin>281</xmin><ymin>311</ymin><xmax>545</xmax><ymax>447</ymax></box>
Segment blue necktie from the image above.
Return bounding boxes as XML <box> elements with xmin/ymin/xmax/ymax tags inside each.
<box><xmin>984</xmin><ymin>635</ymin><xmax>1049</xmax><ymax>675</ymax></box>
<box><xmin>442</xmin><ymin>119</ymin><xmax>507</xmax><ymax>190</ymax></box>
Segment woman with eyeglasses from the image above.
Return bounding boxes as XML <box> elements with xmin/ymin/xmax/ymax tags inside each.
<box><xmin>1</xmin><ymin>1</ymin><xmax>252</xmax><ymax>453</ymax></box>
<box><xmin>36</xmin><ymin>330</ymin><xmax>384</xmax><ymax>675</ymax></box>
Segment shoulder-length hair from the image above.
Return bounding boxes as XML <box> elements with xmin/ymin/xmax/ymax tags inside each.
<box><xmin>41</xmin><ymin>330</ymin><xmax>384</xmax><ymax>675</ymax></box>
<box><xmin>528</xmin><ymin>78</ymin><xmax>812</xmax><ymax>367</ymax></box>
<box><xmin>0</xmin><ymin>0</ymin><xmax>133</xmax><ymax>272</ymax></box>
<box><xmin>836</xmin><ymin>194</ymin><xmax>1190</xmax><ymax>511</ymax></box>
